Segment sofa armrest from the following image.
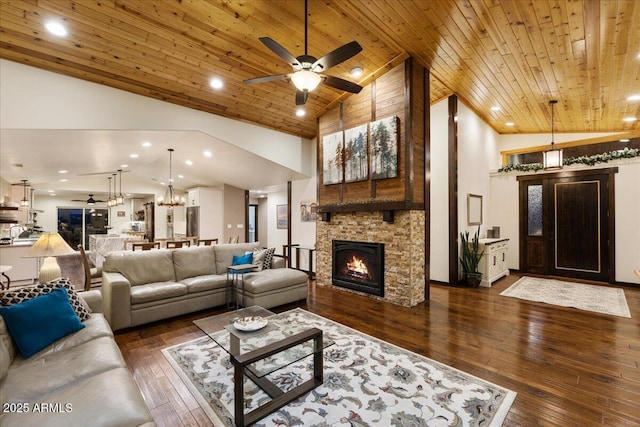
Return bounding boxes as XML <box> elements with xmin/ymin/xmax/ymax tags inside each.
<box><xmin>101</xmin><ymin>271</ymin><xmax>133</xmax><ymax>331</ymax></box>
<box><xmin>79</xmin><ymin>289</ymin><xmax>103</xmax><ymax>313</ymax></box>
<box><xmin>271</xmin><ymin>256</ymin><xmax>285</xmax><ymax>269</ymax></box>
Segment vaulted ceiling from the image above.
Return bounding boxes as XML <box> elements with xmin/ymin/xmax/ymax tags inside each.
<box><xmin>1</xmin><ymin>0</ymin><xmax>639</xmax><ymax>140</ymax></box>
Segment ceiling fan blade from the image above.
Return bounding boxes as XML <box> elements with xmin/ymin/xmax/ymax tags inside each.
<box><xmin>322</xmin><ymin>75</ymin><xmax>363</xmax><ymax>94</ymax></box>
<box><xmin>312</xmin><ymin>41</ymin><xmax>362</xmax><ymax>71</ymax></box>
<box><xmin>76</xmin><ymin>170</ymin><xmax>129</xmax><ymax>176</ymax></box>
<box><xmin>295</xmin><ymin>90</ymin><xmax>308</xmax><ymax>105</ymax></box>
<box><xmin>259</xmin><ymin>37</ymin><xmax>301</xmax><ymax>67</ymax></box>
<box><xmin>243</xmin><ymin>74</ymin><xmax>290</xmax><ymax>85</ymax></box>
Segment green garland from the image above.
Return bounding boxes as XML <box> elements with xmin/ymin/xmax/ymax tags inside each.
<box><xmin>498</xmin><ymin>147</ymin><xmax>640</xmax><ymax>173</ymax></box>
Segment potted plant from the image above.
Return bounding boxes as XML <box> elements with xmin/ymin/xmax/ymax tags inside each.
<box><xmin>459</xmin><ymin>226</ymin><xmax>484</xmax><ymax>287</ymax></box>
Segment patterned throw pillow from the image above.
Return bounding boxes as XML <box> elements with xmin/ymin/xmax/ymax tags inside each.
<box><xmin>262</xmin><ymin>248</ymin><xmax>275</xmax><ymax>270</ymax></box>
<box><xmin>0</xmin><ymin>278</ymin><xmax>92</xmax><ymax>321</ymax></box>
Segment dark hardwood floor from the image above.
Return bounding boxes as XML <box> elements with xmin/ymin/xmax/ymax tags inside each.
<box><xmin>115</xmin><ymin>273</ymin><xmax>640</xmax><ymax>426</ymax></box>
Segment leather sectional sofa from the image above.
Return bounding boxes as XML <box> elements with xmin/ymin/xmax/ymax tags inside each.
<box><xmin>101</xmin><ymin>242</ymin><xmax>309</xmax><ymax>331</ymax></box>
<box><xmin>0</xmin><ymin>290</ymin><xmax>156</xmax><ymax>427</ymax></box>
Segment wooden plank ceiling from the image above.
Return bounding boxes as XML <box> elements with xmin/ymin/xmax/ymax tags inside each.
<box><xmin>1</xmin><ymin>0</ymin><xmax>638</xmax><ymax>139</ymax></box>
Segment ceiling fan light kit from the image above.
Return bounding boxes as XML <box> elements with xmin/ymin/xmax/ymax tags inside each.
<box><xmin>243</xmin><ymin>0</ymin><xmax>363</xmax><ymax>106</ymax></box>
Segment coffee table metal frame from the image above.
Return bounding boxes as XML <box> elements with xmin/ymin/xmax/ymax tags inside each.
<box><xmin>194</xmin><ymin>307</ymin><xmax>327</xmax><ymax>427</ymax></box>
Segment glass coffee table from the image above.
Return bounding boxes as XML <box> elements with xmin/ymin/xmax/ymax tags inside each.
<box><xmin>193</xmin><ymin>307</ymin><xmax>333</xmax><ymax>427</ymax></box>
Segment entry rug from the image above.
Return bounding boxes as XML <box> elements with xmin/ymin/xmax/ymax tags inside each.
<box><xmin>501</xmin><ymin>276</ymin><xmax>631</xmax><ymax>318</ymax></box>
<box><xmin>162</xmin><ymin>308</ymin><xmax>516</xmax><ymax>426</ymax></box>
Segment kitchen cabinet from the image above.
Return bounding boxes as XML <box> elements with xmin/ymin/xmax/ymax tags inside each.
<box><xmin>478</xmin><ymin>238</ymin><xmax>509</xmax><ymax>287</ymax></box>
<box><xmin>0</xmin><ymin>243</ymin><xmax>38</xmax><ymax>285</ymax></box>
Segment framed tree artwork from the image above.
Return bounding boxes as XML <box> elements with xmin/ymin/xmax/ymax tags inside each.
<box><xmin>344</xmin><ymin>124</ymin><xmax>369</xmax><ymax>183</ymax></box>
<box><xmin>322</xmin><ymin>131</ymin><xmax>344</xmax><ymax>185</ymax></box>
<box><xmin>370</xmin><ymin>116</ymin><xmax>399</xmax><ymax>180</ymax></box>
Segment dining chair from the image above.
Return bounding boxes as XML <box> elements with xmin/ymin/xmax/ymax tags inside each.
<box><xmin>78</xmin><ymin>244</ymin><xmax>102</xmax><ymax>291</ymax></box>
<box><xmin>132</xmin><ymin>242</ymin><xmax>160</xmax><ymax>251</ymax></box>
<box><xmin>166</xmin><ymin>241</ymin><xmax>190</xmax><ymax>249</ymax></box>
<box><xmin>228</xmin><ymin>236</ymin><xmax>239</xmax><ymax>244</ymax></box>
<box><xmin>197</xmin><ymin>238</ymin><xmax>219</xmax><ymax>246</ymax></box>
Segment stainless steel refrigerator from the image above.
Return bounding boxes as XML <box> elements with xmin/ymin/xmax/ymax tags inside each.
<box><xmin>186</xmin><ymin>206</ymin><xmax>199</xmax><ymax>238</ymax></box>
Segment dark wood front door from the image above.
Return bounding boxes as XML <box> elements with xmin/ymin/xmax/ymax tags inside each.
<box><xmin>519</xmin><ymin>169</ymin><xmax>615</xmax><ymax>283</ymax></box>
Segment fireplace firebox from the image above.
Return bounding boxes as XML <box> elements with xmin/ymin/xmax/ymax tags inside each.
<box><xmin>332</xmin><ymin>240</ymin><xmax>384</xmax><ymax>297</ymax></box>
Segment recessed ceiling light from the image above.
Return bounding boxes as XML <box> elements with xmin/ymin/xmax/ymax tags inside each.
<box><xmin>627</xmin><ymin>95</ymin><xmax>640</xmax><ymax>101</ymax></box>
<box><xmin>505</xmin><ymin>122</ymin><xmax>515</xmax><ymax>127</ymax></box>
<box><xmin>185</xmin><ymin>160</ymin><xmax>193</xmax><ymax>166</ymax></box>
<box><xmin>50</xmin><ymin>193</ymin><xmax>56</xmax><ymax>196</ymax></box>
<box><xmin>47</xmin><ymin>190</ymin><xmax>54</xmax><ymax>193</ymax></box>
<box><xmin>349</xmin><ymin>67</ymin><xmax>363</xmax><ymax>78</ymax></box>
<box><xmin>490</xmin><ymin>106</ymin><xmax>501</xmax><ymax>111</ymax></box>
<box><xmin>203</xmin><ymin>150</ymin><xmax>213</xmax><ymax>157</ymax></box>
<box><xmin>160</xmin><ymin>181</ymin><xmax>166</xmax><ymax>186</ymax></box>
<box><xmin>58</xmin><ymin>170</ymin><xmax>67</xmax><ymax>174</ymax></box>
<box><xmin>141</xmin><ymin>141</ymin><xmax>152</xmax><ymax>147</ymax></box>
<box><xmin>178</xmin><ymin>174</ymin><xmax>184</xmax><ymax>179</ymax></box>
<box><xmin>45</xmin><ymin>21</ymin><xmax>68</xmax><ymax>37</ymax></box>
<box><xmin>121</xmin><ymin>164</ymin><xmax>128</xmax><ymax>168</ymax></box>
<box><xmin>620</xmin><ymin>139</ymin><xmax>630</xmax><ymax>142</ymax></box>
<box><xmin>295</xmin><ymin>108</ymin><xmax>306</xmax><ymax>117</ymax></box>
<box><xmin>623</xmin><ymin>117</ymin><xmax>638</xmax><ymax>122</ymax></box>
<box><xmin>60</xmin><ymin>179</ymin><xmax>67</xmax><ymax>182</ymax></box>
<box><xmin>126</xmin><ymin>193</ymin><xmax>132</xmax><ymax>197</ymax></box>
<box><xmin>130</xmin><ymin>153</ymin><xmax>139</xmax><ymax>158</ymax></box>
<box><xmin>209</xmin><ymin>77</ymin><xmax>223</xmax><ymax>89</ymax></box>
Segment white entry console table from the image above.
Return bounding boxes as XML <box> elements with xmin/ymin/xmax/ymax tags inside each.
<box><xmin>477</xmin><ymin>238</ymin><xmax>509</xmax><ymax>287</ymax></box>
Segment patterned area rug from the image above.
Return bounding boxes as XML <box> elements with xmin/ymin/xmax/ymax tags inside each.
<box><xmin>501</xmin><ymin>276</ymin><xmax>631</xmax><ymax>318</ymax></box>
<box><xmin>162</xmin><ymin>308</ymin><xmax>516</xmax><ymax>426</ymax></box>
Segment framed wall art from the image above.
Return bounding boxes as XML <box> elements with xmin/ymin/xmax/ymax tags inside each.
<box><xmin>322</xmin><ymin>131</ymin><xmax>344</xmax><ymax>185</ymax></box>
<box><xmin>300</xmin><ymin>200</ymin><xmax>318</xmax><ymax>222</ymax></box>
<box><xmin>276</xmin><ymin>204</ymin><xmax>288</xmax><ymax>229</ymax></box>
<box><xmin>344</xmin><ymin>124</ymin><xmax>369</xmax><ymax>183</ymax></box>
<box><xmin>369</xmin><ymin>116</ymin><xmax>399</xmax><ymax>180</ymax></box>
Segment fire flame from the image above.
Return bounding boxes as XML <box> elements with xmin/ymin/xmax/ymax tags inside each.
<box><xmin>347</xmin><ymin>256</ymin><xmax>369</xmax><ymax>277</ymax></box>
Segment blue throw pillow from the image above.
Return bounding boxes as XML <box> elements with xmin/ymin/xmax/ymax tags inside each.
<box><xmin>0</xmin><ymin>287</ymin><xmax>85</xmax><ymax>358</ymax></box>
<box><xmin>230</xmin><ymin>252</ymin><xmax>254</xmax><ymax>273</ymax></box>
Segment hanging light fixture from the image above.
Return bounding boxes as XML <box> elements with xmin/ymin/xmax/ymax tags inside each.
<box><xmin>20</xmin><ymin>179</ymin><xmax>30</xmax><ymax>207</ymax></box>
<box><xmin>116</xmin><ymin>169</ymin><xmax>125</xmax><ymax>205</ymax></box>
<box><xmin>106</xmin><ymin>176</ymin><xmax>115</xmax><ymax>207</ymax></box>
<box><xmin>543</xmin><ymin>99</ymin><xmax>563</xmax><ymax>170</ymax></box>
<box><xmin>157</xmin><ymin>148</ymin><xmax>185</xmax><ymax>207</ymax></box>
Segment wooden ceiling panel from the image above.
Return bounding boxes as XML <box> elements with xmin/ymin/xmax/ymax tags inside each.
<box><xmin>1</xmin><ymin>0</ymin><xmax>638</xmax><ymax>139</ymax></box>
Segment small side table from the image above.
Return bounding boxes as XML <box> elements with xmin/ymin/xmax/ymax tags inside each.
<box><xmin>0</xmin><ymin>265</ymin><xmax>12</xmax><ymax>290</ymax></box>
<box><xmin>227</xmin><ymin>264</ymin><xmax>257</xmax><ymax>309</ymax></box>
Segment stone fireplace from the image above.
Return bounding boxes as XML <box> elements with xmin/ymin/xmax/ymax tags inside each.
<box><xmin>316</xmin><ymin>210</ymin><xmax>425</xmax><ymax>307</ymax></box>
<box><xmin>332</xmin><ymin>240</ymin><xmax>385</xmax><ymax>296</ymax></box>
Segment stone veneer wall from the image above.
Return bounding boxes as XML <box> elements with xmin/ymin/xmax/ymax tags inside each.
<box><xmin>316</xmin><ymin>210</ymin><xmax>426</xmax><ymax>307</ymax></box>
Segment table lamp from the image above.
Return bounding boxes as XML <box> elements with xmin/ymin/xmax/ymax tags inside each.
<box><xmin>24</xmin><ymin>232</ymin><xmax>76</xmax><ymax>283</ymax></box>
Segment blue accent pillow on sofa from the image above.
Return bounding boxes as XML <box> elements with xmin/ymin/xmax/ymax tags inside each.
<box><xmin>230</xmin><ymin>252</ymin><xmax>253</xmax><ymax>273</ymax></box>
<box><xmin>0</xmin><ymin>287</ymin><xmax>85</xmax><ymax>358</ymax></box>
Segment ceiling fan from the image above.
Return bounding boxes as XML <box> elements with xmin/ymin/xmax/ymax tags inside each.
<box><xmin>71</xmin><ymin>194</ymin><xmax>105</xmax><ymax>205</ymax></box>
<box><xmin>243</xmin><ymin>0</ymin><xmax>363</xmax><ymax>105</ymax></box>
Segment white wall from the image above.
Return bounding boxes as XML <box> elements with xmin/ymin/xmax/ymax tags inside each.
<box><xmin>429</xmin><ymin>99</ymin><xmax>449</xmax><ymax>282</ymax></box>
<box><xmin>457</xmin><ymin>101</ymin><xmax>499</xmax><ymax>279</ymax></box>
<box><xmin>0</xmin><ymin>59</ymin><xmax>306</xmax><ymax>174</ymax></box>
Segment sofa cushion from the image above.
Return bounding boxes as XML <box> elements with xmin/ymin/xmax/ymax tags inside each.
<box><xmin>0</xmin><ymin>278</ymin><xmax>92</xmax><ymax>321</ymax></box>
<box><xmin>130</xmin><ymin>281</ymin><xmax>187</xmax><ymax>304</ymax></box>
<box><xmin>173</xmin><ymin>245</ymin><xmax>216</xmax><ymax>281</ymax></box>
<box><xmin>242</xmin><ymin>268</ymin><xmax>309</xmax><ymax>293</ymax></box>
<box><xmin>180</xmin><ymin>275</ymin><xmax>229</xmax><ymax>293</ymax></box>
<box><xmin>0</xmin><ymin>368</ymin><xmax>155</xmax><ymax>427</ymax></box>
<box><xmin>0</xmin><ymin>288</ymin><xmax>85</xmax><ymax>358</ymax></box>
<box><xmin>3</xmin><ymin>335</ymin><xmax>126</xmax><ymax>403</ymax></box>
<box><xmin>104</xmin><ymin>249</ymin><xmax>175</xmax><ymax>286</ymax></box>
<box><xmin>214</xmin><ymin>242</ymin><xmax>261</xmax><ymax>273</ymax></box>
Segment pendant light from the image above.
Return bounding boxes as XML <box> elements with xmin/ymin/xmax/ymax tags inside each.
<box><xmin>20</xmin><ymin>179</ymin><xmax>30</xmax><ymax>207</ymax></box>
<box><xmin>157</xmin><ymin>148</ymin><xmax>185</xmax><ymax>207</ymax></box>
<box><xmin>116</xmin><ymin>169</ymin><xmax>125</xmax><ymax>205</ymax></box>
<box><xmin>106</xmin><ymin>176</ymin><xmax>114</xmax><ymax>207</ymax></box>
<box><xmin>543</xmin><ymin>100</ymin><xmax>563</xmax><ymax>170</ymax></box>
